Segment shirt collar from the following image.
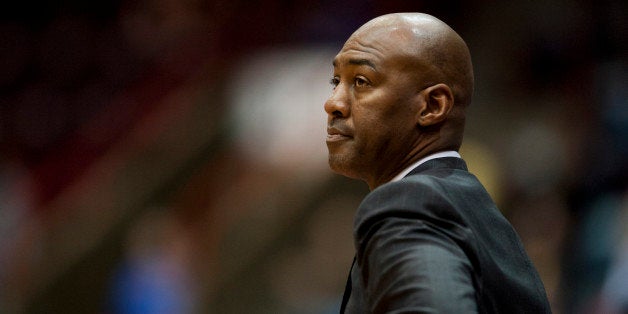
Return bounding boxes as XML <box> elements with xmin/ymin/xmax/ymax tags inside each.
<box><xmin>390</xmin><ymin>150</ymin><xmax>461</xmax><ymax>182</ymax></box>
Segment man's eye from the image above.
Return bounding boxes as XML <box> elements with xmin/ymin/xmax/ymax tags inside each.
<box><xmin>329</xmin><ymin>77</ymin><xmax>340</xmax><ymax>88</ymax></box>
<box><xmin>355</xmin><ymin>77</ymin><xmax>368</xmax><ymax>87</ymax></box>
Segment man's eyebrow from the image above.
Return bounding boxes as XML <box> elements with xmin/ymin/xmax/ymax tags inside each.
<box><xmin>332</xmin><ymin>58</ymin><xmax>377</xmax><ymax>70</ymax></box>
<box><xmin>348</xmin><ymin>58</ymin><xmax>377</xmax><ymax>70</ymax></box>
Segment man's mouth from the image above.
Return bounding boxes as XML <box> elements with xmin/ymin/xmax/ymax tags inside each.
<box><xmin>327</xmin><ymin>127</ymin><xmax>352</xmax><ymax>142</ymax></box>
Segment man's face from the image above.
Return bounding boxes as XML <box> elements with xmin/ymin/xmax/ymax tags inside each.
<box><xmin>325</xmin><ymin>29</ymin><xmax>424</xmax><ymax>184</ymax></box>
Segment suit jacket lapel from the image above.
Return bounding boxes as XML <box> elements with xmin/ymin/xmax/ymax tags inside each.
<box><xmin>339</xmin><ymin>256</ymin><xmax>355</xmax><ymax>313</ymax></box>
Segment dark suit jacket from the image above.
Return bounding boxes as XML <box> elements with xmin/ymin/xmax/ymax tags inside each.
<box><xmin>340</xmin><ymin>157</ymin><xmax>551</xmax><ymax>313</ymax></box>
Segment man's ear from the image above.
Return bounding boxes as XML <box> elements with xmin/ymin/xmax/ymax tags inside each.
<box><xmin>417</xmin><ymin>83</ymin><xmax>454</xmax><ymax>127</ymax></box>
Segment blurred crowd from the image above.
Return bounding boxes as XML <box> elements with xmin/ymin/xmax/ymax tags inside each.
<box><xmin>0</xmin><ymin>0</ymin><xmax>626</xmax><ymax>313</ymax></box>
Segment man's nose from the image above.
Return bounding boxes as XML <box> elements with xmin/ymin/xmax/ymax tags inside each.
<box><xmin>324</xmin><ymin>85</ymin><xmax>350</xmax><ymax>118</ymax></box>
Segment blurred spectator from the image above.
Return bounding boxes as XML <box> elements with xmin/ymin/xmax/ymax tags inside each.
<box><xmin>108</xmin><ymin>209</ymin><xmax>199</xmax><ymax>314</ymax></box>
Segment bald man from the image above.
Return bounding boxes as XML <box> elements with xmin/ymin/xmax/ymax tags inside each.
<box><xmin>325</xmin><ymin>13</ymin><xmax>551</xmax><ymax>313</ymax></box>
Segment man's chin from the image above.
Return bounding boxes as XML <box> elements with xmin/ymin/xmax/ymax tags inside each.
<box><xmin>328</xmin><ymin>154</ymin><xmax>359</xmax><ymax>179</ymax></box>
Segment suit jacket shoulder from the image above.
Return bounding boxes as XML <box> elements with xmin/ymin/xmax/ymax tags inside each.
<box><xmin>348</xmin><ymin>157</ymin><xmax>551</xmax><ymax>313</ymax></box>
<box><xmin>355</xmin><ymin>158</ymin><xmax>471</xmax><ymax>237</ymax></box>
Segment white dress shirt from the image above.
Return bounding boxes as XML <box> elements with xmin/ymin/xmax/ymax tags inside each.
<box><xmin>390</xmin><ymin>151</ymin><xmax>461</xmax><ymax>183</ymax></box>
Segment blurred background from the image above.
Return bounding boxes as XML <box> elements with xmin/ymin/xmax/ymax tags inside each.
<box><xmin>1</xmin><ymin>0</ymin><xmax>627</xmax><ymax>313</ymax></box>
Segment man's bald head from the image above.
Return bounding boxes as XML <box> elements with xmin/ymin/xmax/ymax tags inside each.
<box><xmin>325</xmin><ymin>13</ymin><xmax>474</xmax><ymax>188</ymax></box>
<box><xmin>351</xmin><ymin>13</ymin><xmax>474</xmax><ymax>107</ymax></box>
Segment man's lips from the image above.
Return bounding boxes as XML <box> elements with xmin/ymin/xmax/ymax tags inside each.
<box><xmin>327</xmin><ymin>127</ymin><xmax>352</xmax><ymax>142</ymax></box>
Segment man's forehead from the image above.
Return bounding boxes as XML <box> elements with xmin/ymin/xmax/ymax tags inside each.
<box><xmin>332</xmin><ymin>43</ymin><xmax>382</xmax><ymax>70</ymax></box>
<box><xmin>332</xmin><ymin>30</ymin><xmax>412</xmax><ymax>69</ymax></box>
